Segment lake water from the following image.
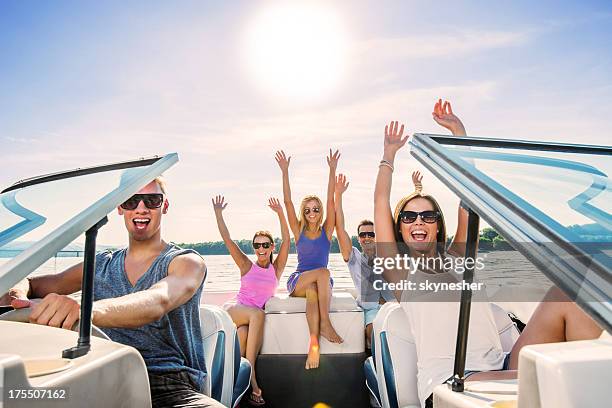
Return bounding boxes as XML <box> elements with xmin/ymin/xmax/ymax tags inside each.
<box><xmin>1</xmin><ymin>251</ymin><xmax>550</xmax><ymax>296</ymax></box>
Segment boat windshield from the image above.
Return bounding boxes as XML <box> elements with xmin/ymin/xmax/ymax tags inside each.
<box><xmin>448</xmin><ymin>145</ymin><xmax>610</xmax><ymax>242</ymax></box>
<box><xmin>410</xmin><ymin>134</ymin><xmax>611</xmax><ymax>331</ymax></box>
<box><xmin>0</xmin><ymin>154</ymin><xmax>178</xmax><ymax>295</ymax></box>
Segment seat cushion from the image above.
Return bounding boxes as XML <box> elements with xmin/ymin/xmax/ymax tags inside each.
<box><xmin>265</xmin><ymin>292</ymin><xmax>360</xmax><ymax>313</ymax></box>
<box><xmin>261</xmin><ymin>293</ymin><xmax>364</xmax><ymax>354</ymax></box>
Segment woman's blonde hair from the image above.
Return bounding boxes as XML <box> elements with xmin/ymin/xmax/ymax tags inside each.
<box><xmin>252</xmin><ymin>230</ymin><xmax>275</xmax><ymax>264</ymax></box>
<box><xmin>298</xmin><ymin>195</ymin><xmax>324</xmax><ymax>232</ymax></box>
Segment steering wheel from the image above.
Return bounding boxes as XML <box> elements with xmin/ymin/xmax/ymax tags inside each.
<box><xmin>0</xmin><ymin>305</ymin><xmax>111</xmax><ymax>340</ymax></box>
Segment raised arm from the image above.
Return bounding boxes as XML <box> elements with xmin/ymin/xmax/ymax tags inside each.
<box><xmin>432</xmin><ymin>99</ymin><xmax>470</xmax><ymax>256</ymax></box>
<box><xmin>269</xmin><ymin>197</ymin><xmax>290</xmax><ymax>279</ymax></box>
<box><xmin>212</xmin><ymin>195</ymin><xmax>251</xmax><ymax>275</ymax></box>
<box><xmin>375</xmin><ymin>121</ymin><xmax>409</xmax><ymax>292</ymax></box>
<box><xmin>334</xmin><ymin>173</ymin><xmax>352</xmax><ymax>262</ymax></box>
<box><xmin>374</xmin><ymin>121</ymin><xmax>408</xmax><ymax>246</ymax></box>
<box><xmin>275</xmin><ymin>150</ymin><xmax>300</xmax><ymax>239</ymax></box>
<box><xmin>324</xmin><ymin>149</ymin><xmax>340</xmax><ymax>240</ymax></box>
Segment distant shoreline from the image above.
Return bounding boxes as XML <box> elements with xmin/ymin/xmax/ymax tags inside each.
<box><xmin>2</xmin><ymin>224</ymin><xmax>606</xmax><ymax>258</ymax></box>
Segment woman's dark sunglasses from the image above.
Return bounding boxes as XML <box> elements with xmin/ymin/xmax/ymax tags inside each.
<box><xmin>120</xmin><ymin>194</ymin><xmax>164</xmax><ymax>210</ymax></box>
<box><xmin>304</xmin><ymin>207</ymin><xmax>321</xmax><ymax>215</ymax></box>
<box><xmin>358</xmin><ymin>231</ymin><xmax>375</xmax><ymax>238</ymax></box>
<box><xmin>399</xmin><ymin>210</ymin><xmax>440</xmax><ymax>224</ymax></box>
<box><xmin>253</xmin><ymin>242</ymin><xmax>272</xmax><ymax>249</ymax></box>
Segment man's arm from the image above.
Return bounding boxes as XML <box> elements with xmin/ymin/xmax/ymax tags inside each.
<box><xmin>334</xmin><ymin>174</ymin><xmax>352</xmax><ymax>262</ymax></box>
<box><xmin>1</xmin><ymin>262</ymin><xmax>84</xmax><ymax>305</ymax></box>
<box><xmin>25</xmin><ymin>253</ymin><xmax>205</xmax><ymax>330</ymax></box>
<box><xmin>92</xmin><ymin>253</ymin><xmax>206</xmax><ymax>328</ymax></box>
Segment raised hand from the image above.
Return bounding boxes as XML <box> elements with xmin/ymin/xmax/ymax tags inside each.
<box><xmin>432</xmin><ymin>99</ymin><xmax>466</xmax><ymax>136</ymax></box>
<box><xmin>384</xmin><ymin>120</ymin><xmax>409</xmax><ymax>158</ymax></box>
<box><xmin>212</xmin><ymin>195</ymin><xmax>228</xmax><ymax>213</ymax></box>
<box><xmin>327</xmin><ymin>149</ymin><xmax>341</xmax><ymax>170</ymax></box>
<box><xmin>411</xmin><ymin>171</ymin><xmax>423</xmax><ymax>187</ymax></box>
<box><xmin>268</xmin><ymin>197</ymin><xmax>283</xmax><ymax>214</ymax></box>
<box><xmin>275</xmin><ymin>150</ymin><xmax>291</xmax><ymax>172</ymax></box>
<box><xmin>335</xmin><ymin>173</ymin><xmax>349</xmax><ymax>195</ymax></box>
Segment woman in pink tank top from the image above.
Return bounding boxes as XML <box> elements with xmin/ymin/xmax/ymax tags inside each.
<box><xmin>213</xmin><ymin>195</ymin><xmax>290</xmax><ymax>406</ymax></box>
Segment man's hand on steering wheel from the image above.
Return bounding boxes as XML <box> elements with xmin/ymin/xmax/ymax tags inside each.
<box><xmin>13</xmin><ymin>293</ymin><xmax>80</xmax><ymax>330</ymax></box>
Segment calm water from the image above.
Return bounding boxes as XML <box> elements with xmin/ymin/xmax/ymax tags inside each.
<box><xmin>1</xmin><ymin>251</ymin><xmax>548</xmax><ymax>294</ymax></box>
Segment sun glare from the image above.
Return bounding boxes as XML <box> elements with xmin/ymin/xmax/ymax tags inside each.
<box><xmin>244</xmin><ymin>3</ymin><xmax>347</xmax><ymax>101</ymax></box>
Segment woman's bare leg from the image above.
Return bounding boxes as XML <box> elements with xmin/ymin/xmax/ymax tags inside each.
<box><xmin>507</xmin><ymin>287</ymin><xmax>602</xmax><ymax>369</ymax></box>
<box><xmin>237</xmin><ymin>325</ymin><xmax>248</xmax><ymax>358</ymax></box>
<box><xmin>292</xmin><ymin>268</ymin><xmax>343</xmax><ymax>344</ymax></box>
<box><xmin>226</xmin><ymin>305</ymin><xmax>266</xmax><ymax>395</ymax></box>
<box><xmin>292</xmin><ymin>281</ymin><xmax>321</xmax><ymax>369</ymax></box>
<box><xmin>469</xmin><ymin>288</ymin><xmax>603</xmax><ymax>381</ymax></box>
<box><xmin>291</xmin><ymin>268</ymin><xmax>342</xmax><ymax>369</ymax></box>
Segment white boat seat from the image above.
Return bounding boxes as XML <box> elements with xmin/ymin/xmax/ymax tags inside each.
<box><xmin>368</xmin><ymin>303</ymin><xmax>520</xmax><ymax>408</ymax></box>
<box><xmin>264</xmin><ymin>292</ymin><xmax>361</xmax><ymax>313</ymax></box>
<box><xmin>261</xmin><ymin>292</ymin><xmax>365</xmax><ymax>354</ymax></box>
<box><xmin>200</xmin><ymin>305</ymin><xmax>252</xmax><ymax>408</ymax></box>
<box><xmin>371</xmin><ymin>303</ymin><xmax>420</xmax><ymax>408</ymax></box>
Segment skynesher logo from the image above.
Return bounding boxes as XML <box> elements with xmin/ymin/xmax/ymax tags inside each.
<box><xmin>372</xmin><ymin>254</ymin><xmax>486</xmax><ymax>275</ymax></box>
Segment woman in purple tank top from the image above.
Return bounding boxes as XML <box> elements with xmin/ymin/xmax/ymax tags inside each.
<box><xmin>275</xmin><ymin>148</ymin><xmax>344</xmax><ymax>371</ymax></box>
<box><xmin>213</xmin><ymin>195</ymin><xmax>290</xmax><ymax>406</ymax></box>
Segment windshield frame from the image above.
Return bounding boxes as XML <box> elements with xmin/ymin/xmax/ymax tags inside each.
<box><xmin>410</xmin><ymin>134</ymin><xmax>611</xmax><ymax>333</ymax></box>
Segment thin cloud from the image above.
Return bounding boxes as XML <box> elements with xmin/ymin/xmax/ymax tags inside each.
<box><xmin>354</xmin><ymin>29</ymin><xmax>529</xmax><ymax>61</ymax></box>
<box><xmin>3</xmin><ymin>136</ymin><xmax>39</xmax><ymax>143</ymax></box>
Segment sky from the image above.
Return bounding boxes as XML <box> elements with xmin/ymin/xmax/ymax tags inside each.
<box><xmin>1</xmin><ymin>0</ymin><xmax>611</xmax><ymax>246</ymax></box>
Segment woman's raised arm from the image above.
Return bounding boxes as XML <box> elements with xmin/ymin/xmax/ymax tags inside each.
<box><xmin>324</xmin><ymin>149</ymin><xmax>340</xmax><ymax>240</ymax></box>
<box><xmin>269</xmin><ymin>197</ymin><xmax>291</xmax><ymax>279</ymax></box>
<box><xmin>275</xmin><ymin>150</ymin><xmax>300</xmax><ymax>240</ymax></box>
<box><xmin>375</xmin><ymin>121</ymin><xmax>409</xmax><ymax>292</ymax></box>
<box><xmin>431</xmin><ymin>99</ymin><xmax>470</xmax><ymax>256</ymax></box>
<box><xmin>374</xmin><ymin>121</ymin><xmax>408</xmax><ymax>245</ymax></box>
<box><xmin>212</xmin><ymin>195</ymin><xmax>252</xmax><ymax>275</ymax></box>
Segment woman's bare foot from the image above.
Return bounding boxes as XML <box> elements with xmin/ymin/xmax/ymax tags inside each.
<box><xmin>248</xmin><ymin>388</ymin><xmax>265</xmax><ymax>406</ymax></box>
<box><xmin>305</xmin><ymin>340</ymin><xmax>320</xmax><ymax>369</ymax></box>
<box><xmin>320</xmin><ymin>320</ymin><xmax>343</xmax><ymax>343</ymax></box>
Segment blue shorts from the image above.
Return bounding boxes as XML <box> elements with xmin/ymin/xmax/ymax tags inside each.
<box><xmin>364</xmin><ymin>305</ymin><xmax>381</xmax><ymax>326</ymax></box>
<box><xmin>287</xmin><ymin>271</ymin><xmax>334</xmax><ymax>294</ymax></box>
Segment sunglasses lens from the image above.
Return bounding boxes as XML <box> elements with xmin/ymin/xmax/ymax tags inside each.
<box><xmin>313</xmin><ymin>207</ymin><xmax>320</xmax><ymax>213</ymax></box>
<box><xmin>120</xmin><ymin>194</ymin><xmax>163</xmax><ymax>210</ymax></box>
<box><xmin>422</xmin><ymin>211</ymin><xmax>438</xmax><ymax>223</ymax></box>
<box><xmin>143</xmin><ymin>194</ymin><xmax>163</xmax><ymax>209</ymax></box>
<box><xmin>121</xmin><ymin>197</ymin><xmax>139</xmax><ymax>210</ymax></box>
<box><xmin>400</xmin><ymin>212</ymin><xmax>418</xmax><ymax>223</ymax></box>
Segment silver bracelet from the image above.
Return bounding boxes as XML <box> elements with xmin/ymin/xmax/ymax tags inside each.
<box><xmin>379</xmin><ymin>159</ymin><xmax>394</xmax><ymax>172</ymax></box>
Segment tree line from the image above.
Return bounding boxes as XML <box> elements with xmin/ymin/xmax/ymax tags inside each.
<box><xmin>178</xmin><ymin>229</ymin><xmax>512</xmax><ymax>255</ymax></box>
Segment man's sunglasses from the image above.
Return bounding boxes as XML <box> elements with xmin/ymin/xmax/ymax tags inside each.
<box><xmin>399</xmin><ymin>210</ymin><xmax>440</xmax><ymax>224</ymax></box>
<box><xmin>120</xmin><ymin>194</ymin><xmax>164</xmax><ymax>210</ymax></box>
<box><xmin>358</xmin><ymin>231</ymin><xmax>375</xmax><ymax>238</ymax></box>
<box><xmin>304</xmin><ymin>207</ymin><xmax>320</xmax><ymax>215</ymax></box>
<box><xmin>253</xmin><ymin>242</ymin><xmax>272</xmax><ymax>249</ymax></box>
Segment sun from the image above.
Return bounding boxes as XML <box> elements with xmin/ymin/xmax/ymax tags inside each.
<box><xmin>244</xmin><ymin>3</ymin><xmax>347</xmax><ymax>101</ymax></box>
